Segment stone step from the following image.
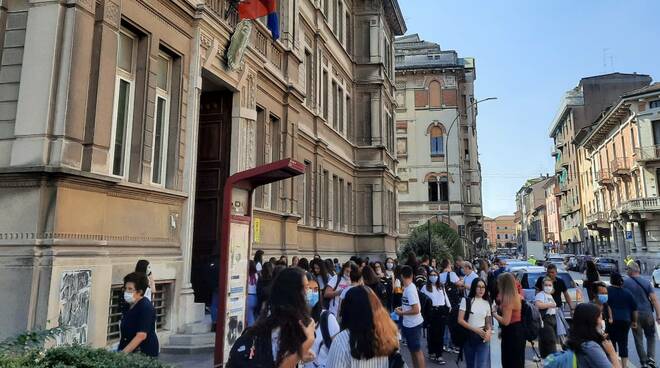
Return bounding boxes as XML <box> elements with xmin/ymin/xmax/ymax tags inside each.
<box><xmin>168</xmin><ymin>332</ymin><xmax>215</xmax><ymax>346</ymax></box>
<box><xmin>183</xmin><ymin>321</ymin><xmax>212</xmax><ymax>334</ymax></box>
<box><xmin>160</xmin><ymin>343</ymin><xmax>215</xmax><ymax>355</ymax></box>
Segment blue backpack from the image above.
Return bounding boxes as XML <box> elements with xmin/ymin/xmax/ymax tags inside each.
<box><xmin>543</xmin><ymin>349</ymin><xmax>577</xmax><ymax>368</ymax></box>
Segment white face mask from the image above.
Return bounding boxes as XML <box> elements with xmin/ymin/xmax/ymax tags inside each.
<box><xmin>386</xmin><ymin>262</ymin><xmax>394</xmax><ymax>270</ymax></box>
<box><xmin>147</xmin><ymin>265</ymin><xmax>152</xmax><ymax>276</ymax></box>
<box><xmin>544</xmin><ymin>286</ymin><xmax>553</xmax><ymax>294</ymax></box>
<box><xmin>124</xmin><ymin>291</ymin><xmax>136</xmax><ymax>304</ymax></box>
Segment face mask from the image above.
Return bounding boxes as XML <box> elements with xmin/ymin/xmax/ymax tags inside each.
<box><xmin>124</xmin><ymin>292</ymin><xmax>136</xmax><ymax>304</ymax></box>
<box><xmin>306</xmin><ymin>290</ymin><xmax>319</xmax><ymax>308</ymax></box>
<box><xmin>429</xmin><ymin>276</ymin><xmax>439</xmax><ymax>283</ymax></box>
<box><xmin>598</xmin><ymin>294</ymin><xmax>608</xmax><ymax>304</ymax></box>
<box><xmin>386</xmin><ymin>262</ymin><xmax>394</xmax><ymax>270</ymax></box>
<box><xmin>147</xmin><ymin>265</ymin><xmax>152</xmax><ymax>276</ymax></box>
<box><xmin>544</xmin><ymin>286</ymin><xmax>553</xmax><ymax>294</ymax></box>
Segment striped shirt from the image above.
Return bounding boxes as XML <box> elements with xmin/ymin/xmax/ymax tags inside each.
<box><xmin>325</xmin><ymin>330</ymin><xmax>389</xmax><ymax>368</ymax></box>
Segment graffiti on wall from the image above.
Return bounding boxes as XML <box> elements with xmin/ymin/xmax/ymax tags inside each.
<box><xmin>57</xmin><ymin>270</ymin><xmax>92</xmax><ymax>345</ymax></box>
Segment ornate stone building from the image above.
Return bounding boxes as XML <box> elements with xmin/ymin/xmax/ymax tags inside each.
<box><xmin>393</xmin><ymin>34</ymin><xmax>484</xmax><ymax>246</ymax></box>
<box><xmin>0</xmin><ymin>0</ymin><xmax>405</xmax><ymax>349</ymax></box>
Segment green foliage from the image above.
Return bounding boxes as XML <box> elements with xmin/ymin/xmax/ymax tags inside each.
<box><xmin>399</xmin><ymin>221</ymin><xmax>464</xmax><ymax>262</ymax></box>
<box><xmin>0</xmin><ymin>329</ymin><xmax>169</xmax><ymax>368</ymax></box>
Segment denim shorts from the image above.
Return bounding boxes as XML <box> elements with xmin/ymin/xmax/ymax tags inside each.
<box><xmin>402</xmin><ymin>324</ymin><xmax>423</xmax><ymax>352</ymax></box>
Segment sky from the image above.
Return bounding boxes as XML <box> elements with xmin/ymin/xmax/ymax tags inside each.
<box><xmin>398</xmin><ymin>0</ymin><xmax>660</xmax><ymax>218</ymax></box>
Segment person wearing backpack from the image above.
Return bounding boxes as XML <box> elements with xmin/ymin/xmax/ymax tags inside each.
<box><xmin>304</xmin><ymin>274</ymin><xmax>340</xmax><ymax>368</ymax></box>
<box><xmin>607</xmin><ymin>272</ymin><xmax>638</xmax><ymax>368</ymax></box>
<box><xmin>421</xmin><ymin>269</ymin><xmax>451</xmax><ymax>364</ymax></box>
<box><xmin>227</xmin><ymin>267</ymin><xmax>316</xmax><ymax>368</ymax></box>
<box><xmin>457</xmin><ymin>278</ymin><xmax>492</xmax><ymax>368</ymax></box>
<box><xmin>536</xmin><ymin>276</ymin><xmax>559</xmax><ymax>358</ymax></box>
<box><xmin>492</xmin><ymin>272</ymin><xmax>525</xmax><ymax>368</ymax></box>
<box><xmin>439</xmin><ymin>258</ymin><xmax>463</xmax><ymax>354</ymax></box>
<box><xmin>624</xmin><ymin>262</ymin><xmax>660</xmax><ymax>368</ymax></box>
<box><xmin>558</xmin><ymin>303</ymin><xmax>621</xmax><ymax>368</ymax></box>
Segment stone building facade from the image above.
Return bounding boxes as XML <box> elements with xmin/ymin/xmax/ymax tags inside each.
<box><xmin>0</xmin><ymin>0</ymin><xmax>405</xmax><ymax>348</ymax></box>
<box><xmin>483</xmin><ymin>215</ymin><xmax>516</xmax><ymax>249</ymax></box>
<box><xmin>393</xmin><ymin>34</ymin><xmax>484</xmax><ymax>245</ymax></box>
<box><xmin>544</xmin><ymin>177</ymin><xmax>562</xmax><ymax>247</ymax></box>
<box><xmin>549</xmin><ymin>73</ymin><xmax>651</xmax><ymax>254</ymax></box>
<box><xmin>578</xmin><ymin>83</ymin><xmax>660</xmax><ymax>270</ymax></box>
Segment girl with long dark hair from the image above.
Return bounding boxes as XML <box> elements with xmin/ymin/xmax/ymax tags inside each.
<box><xmin>247</xmin><ymin>267</ymin><xmax>316</xmax><ymax>367</ymax></box>
<box><xmin>458</xmin><ymin>278</ymin><xmax>492</xmax><ymax>368</ymax></box>
<box><xmin>256</xmin><ymin>262</ymin><xmax>274</xmax><ymax>319</ymax></box>
<box><xmin>492</xmin><ymin>272</ymin><xmax>524</xmax><ymax>368</ymax></box>
<box><xmin>362</xmin><ymin>265</ymin><xmax>387</xmax><ymax>307</ymax></box>
<box><xmin>303</xmin><ymin>273</ymin><xmax>340</xmax><ymax>368</ymax></box>
<box><xmin>567</xmin><ymin>303</ymin><xmax>621</xmax><ymax>368</ymax></box>
<box><xmin>298</xmin><ymin>257</ymin><xmax>310</xmax><ymax>272</ymax></box>
<box><xmin>326</xmin><ymin>286</ymin><xmax>399</xmax><ymax>367</ymax></box>
<box><xmin>420</xmin><ymin>269</ymin><xmax>450</xmax><ymax>364</ymax></box>
<box><xmin>311</xmin><ymin>259</ymin><xmax>329</xmax><ymax>290</ymax></box>
<box><xmin>247</xmin><ymin>260</ymin><xmax>259</xmax><ymax>326</ymax></box>
<box><xmin>324</xmin><ymin>258</ymin><xmax>336</xmax><ymax>277</ymax></box>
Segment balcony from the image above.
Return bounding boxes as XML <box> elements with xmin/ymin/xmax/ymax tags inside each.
<box><xmin>558</xmin><ymin>180</ymin><xmax>568</xmax><ymax>194</ymax></box>
<box><xmin>204</xmin><ymin>0</ymin><xmax>239</xmax><ymax>28</ymax></box>
<box><xmin>586</xmin><ymin>211</ymin><xmax>608</xmax><ymax>229</ymax></box>
<box><xmin>610</xmin><ymin>158</ymin><xmax>632</xmax><ymax>176</ymax></box>
<box><xmin>555</xmin><ymin>136</ymin><xmax>565</xmax><ymax>148</ymax></box>
<box><xmin>554</xmin><ymin>155</ymin><xmax>569</xmax><ymax>174</ymax></box>
<box><xmin>551</xmin><ymin>149</ymin><xmax>559</xmax><ymax>157</ymax></box>
<box><xmin>595</xmin><ymin>169</ymin><xmax>613</xmax><ymax>186</ymax></box>
<box><xmin>634</xmin><ymin>146</ymin><xmax>660</xmax><ymax>164</ymax></box>
<box><xmin>620</xmin><ymin>197</ymin><xmax>660</xmax><ymax>213</ymax></box>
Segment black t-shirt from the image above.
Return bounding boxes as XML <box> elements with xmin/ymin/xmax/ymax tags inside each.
<box><xmin>535</xmin><ymin>276</ymin><xmax>568</xmax><ymax>307</ymax></box>
<box><xmin>118</xmin><ymin>297</ymin><xmax>159</xmax><ymax>357</ymax></box>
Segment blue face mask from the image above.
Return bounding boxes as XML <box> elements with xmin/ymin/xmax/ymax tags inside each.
<box><xmin>429</xmin><ymin>276</ymin><xmax>439</xmax><ymax>284</ymax></box>
<box><xmin>306</xmin><ymin>290</ymin><xmax>319</xmax><ymax>308</ymax></box>
<box><xmin>597</xmin><ymin>294</ymin><xmax>608</xmax><ymax>304</ymax></box>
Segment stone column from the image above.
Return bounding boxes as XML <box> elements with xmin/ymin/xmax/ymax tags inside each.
<box><xmin>370</xmin><ymin>91</ymin><xmax>380</xmax><ymax>145</ymax></box>
<box><xmin>11</xmin><ymin>0</ymin><xmax>64</xmax><ymax>166</ymax></box>
<box><xmin>49</xmin><ymin>0</ymin><xmax>98</xmax><ymax>169</ymax></box>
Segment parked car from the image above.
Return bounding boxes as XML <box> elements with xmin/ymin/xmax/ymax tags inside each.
<box><xmin>652</xmin><ymin>264</ymin><xmax>660</xmax><ymax>288</ymax></box>
<box><xmin>545</xmin><ymin>256</ymin><xmax>567</xmax><ymax>270</ymax></box>
<box><xmin>594</xmin><ymin>257</ymin><xmax>618</xmax><ymax>275</ymax></box>
<box><xmin>515</xmin><ymin>270</ymin><xmax>583</xmax><ymax>319</ymax></box>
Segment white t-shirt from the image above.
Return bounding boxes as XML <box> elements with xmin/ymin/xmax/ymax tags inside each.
<box><xmin>339</xmin><ymin>285</ymin><xmax>355</xmax><ymax>301</ymax></box>
<box><xmin>535</xmin><ymin>291</ymin><xmax>556</xmax><ymax>315</ymax></box>
<box><xmin>247</xmin><ymin>275</ymin><xmax>258</xmax><ymax>295</ymax></box>
<box><xmin>144</xmin><ymin>287</ymin><xmax>152</xmax><ymax>301</ymax></box>
<box><xmin>421</xmin><ymin>285</ymin><xmax>451</xmax><ymax>308</ymax></box>
<box><xmin>316</xmin><ymin>275</ymin><xmax>327</xmax><ymax>290</ymax></box>
<box><xmin>256</xmin><ymin>262</ymin><xmax>262</xmax><ymax>273</ymax></box>
<box><xmin>459</xmin><ymin>297</ymin><xmax>491</xmax><ymax>329</ymax></box>
<box><xmin>439</xmin><ymin>271</ymin><xmax>459</xmax><ymax>285</ymax></box>
<box><xmin>463</xmin><ymin>272</ymin><xmax>478</xmax><ymax>296</ymax></box>
<box><xmin>304</xmin><ymin>312</ymin><xmax>341</xmax><ymax>368</ymax></box>
<box><xmin>327</xmin><ymin>275</ymin><xmax>350</xmax><ymax>316</ymax></box>
<box><xmin>401</xmin><ymin>283</ymin><xmax>424</xmax><ymax>328</ymax></box>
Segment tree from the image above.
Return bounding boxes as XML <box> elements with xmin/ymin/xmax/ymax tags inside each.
<box><xmin>399</xmin><ymin>221</ymin><xmax>463</xmax><ymax>262</ymax></box>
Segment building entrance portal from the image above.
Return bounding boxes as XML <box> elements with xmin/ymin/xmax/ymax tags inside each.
<box><xmin>191</xmin><ymin>88</ymin><xmax>233</xmax><ymax>306</ymax></box>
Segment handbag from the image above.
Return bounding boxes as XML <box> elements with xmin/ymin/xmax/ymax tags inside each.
<box><xmin>388</xmin><ymin>350</ymin><xmax>407</xmax><ymax>368</ymax></box>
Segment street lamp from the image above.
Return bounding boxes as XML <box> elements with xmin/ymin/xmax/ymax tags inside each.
<box><xmin>442</xmin><ymin>97</ymin><xmax>497</xmax><ymax>234</ymax></box>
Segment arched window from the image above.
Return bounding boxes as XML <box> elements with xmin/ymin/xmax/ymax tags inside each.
<box><xmin>430</xmin><ymin>126</ymin><xmax>444</xmax><ymax>155</ymax></box>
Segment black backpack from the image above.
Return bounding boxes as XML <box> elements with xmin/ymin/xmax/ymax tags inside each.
<box><xmin>521</xmin><ymin>299</ymin><xmax>542</xmax><ymax>342</ymax></box>
<box><xmin>226</xmin><ymin>329</ymin><xmax>274</xmax><ymax>368</ymax></box>
<box><xmin>452</xmin><ymin>297</ymin><xmax>472</xmax><ymax>349</ymax></box>
<box><xmin>444</xmin><ymin>272</ymin><xmax>462</xmax><ymax>312</ymax></box>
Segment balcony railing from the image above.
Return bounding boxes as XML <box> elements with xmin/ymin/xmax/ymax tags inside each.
<box><xmin>204</xmin><ymin>0</ymin><xmax>239</xmax><ymax>28</ymax></box>
<box><xmin>558</xmin><ymin>180</ymin><xmax>568</xmax><ymax>193</ymax></box>
<box><xmin>555</xmin><ymin>136</ymin><xmax>565</xmax><ymax>147</ymax></box>
<box><xmin>611</xmin><ymin>157</ymin><xmax>632</xmax><ymax>176</ymax></box>
<box><xmin>595</xmin><ymin>169</ymin><xmax>613</xmax><ymax>185</ymax></box>
<box><xmin>586</xmin><ymin>211</ymin><xmax>607</xmax><ymax>226</ymax></box>
<box><xmin>634</xmin><ymin>146</ymin><xmax>660</xmax><ymax>163</ymax></box>
<box><xmin>620</xmin><ymin>197</ymin><xmax>660</xmax><ymax>213</ymax></box>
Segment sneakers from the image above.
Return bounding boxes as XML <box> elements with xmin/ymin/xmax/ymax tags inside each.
<box><xmin>647</xmin><ymin>358</ymin><xmax>657</xmax><ymax>368</ymax></box>
<box><xmin>434</xmin><ymin>357</ymin><xmax>446</xmax><ymax>365</ymax></box>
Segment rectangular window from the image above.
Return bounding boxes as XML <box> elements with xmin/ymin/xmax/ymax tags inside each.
<box><xmin>304</xmin><ymin>161</ymin><xmax>312</xmax><ymax>225</ymax></box>
<box><xmin>151</xmin><ymin>53</ymin><xmax>171</xmax><ymax>185</ymax></box>
<box><xmin>338</xmin><ymin>87</ymin><xmax>344</xmax><ymax>133</ymax></box>
<box><xmin>338</xmin><ymin>1</ymin><xmax>343</xmax><ymax>43</ymax></box>
<box><xmin>346</xmin><ymin>95</ymin><xmax>352</xmax><ymax>140</ymax></box>
<box><xmin>345</xmin><ymin>13</ymin><xmax>351</xmax><ymax>55</ymax></box>
<box><xmin>332</xmin><ymin>80</ymin><xmax>337</xmax><ymax>129</ymax></box>
<box><xmin>305</xmin><ymin>50</ymin><xmax>313</xmax><ymax>109</ymax></box>
<box><xmin>110</xmin><ymin>29</ymin><xmax>137</xmax><ymax>178</ymax></box>
<box><xmin>339</xmin><ymin>178</ymin><xmax>345</xmax><ymax>229</ymax></box>
<box><xmin>324</xmin><ymin>170</ymin><xmax>330</xmax><ymax>229</ymax></box>
<box><xmin>650</xmin><ymin>100</ymin><xmax>660</xmax><ymax>109</ymax></box>
<box><xmin>332</xmin><ymin>175</ymin><xmax>339</xmax><ymax>229</ymax></box>
<box><xmin>322</xmin><ymin>70</ymin><xmax>329</xmax><ymax>119</ymax></box>
<box><xmin>347</xmin><ymin>183</ymin><xmax>353</xmax><ymax>232</ymax></box>
<box><xmin>466</xmin><ymin>186</ymin><xmax>472</xmax><ymax>204</ymax></box>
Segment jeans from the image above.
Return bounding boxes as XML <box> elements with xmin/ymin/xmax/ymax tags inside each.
<box><xmin>246</xmin><ymin>294</ymin><xmax>258</xmax><ymax>327</ymax></box>
<box><xmin>464</xmin><ymin>333</ymin><xmax>490</xmax><ymax>368</ymax></box>
<box><xmin>632</xmin><ymin>312</ymin><xmax>656</xmax><ymax>365</ymax></box>
<box><xmin>443</xmin><ymin>324</ymin><xmax>452</xmax><ymax>347</ymax></box>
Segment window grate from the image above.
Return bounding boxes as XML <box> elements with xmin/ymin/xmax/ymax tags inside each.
<box><xmin>107</xmin><ymin>281</ymin><xmax>173</xmax><ymax>343</ymax></box>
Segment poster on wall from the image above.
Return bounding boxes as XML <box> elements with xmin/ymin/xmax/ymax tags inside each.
<box><xmin>223</xmin><ymin>217</ymin><xmax>250</xmax><ymax>360</ymax></box>
<box><xmin>57</xmin><ymin>270</ymin><xmax>92</xmax><ymax>345</ymax></box>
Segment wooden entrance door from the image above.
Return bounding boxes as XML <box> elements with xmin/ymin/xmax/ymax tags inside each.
<box><xmin>191</xmin><ymin>91</ymin><xmax>232</xmax><ymax>305</ymax></box>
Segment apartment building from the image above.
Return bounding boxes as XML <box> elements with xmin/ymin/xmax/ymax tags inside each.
<box><xmin>0</xmin><ymin>0</ymin><xmax>405</xmax><ymax>348</ymax></box>
<box><xmin>549</xmin><ymin>73</ymin><xmax>651</xmax><ymax>254</ymax></box>
<box><xmin>544</xmin><ymin>177</ymin><xmax>562</xmax><ymax>248</ymax></box>
<box><xmin>578</xmin><ymin>83</ymin><xmax>660</xmax><ymax>270</ymax></box>
<box><xmin>393</xmin><ymin>34</ymin><xmax>484</xmax><ymax>245</ymax></box>
<box><xmin>484</xmin><ymin>215</ymin><xmax>516</xmax><ymax>248</ymax></box>
<box><xmin>516</xmin><ymin>176</ymin><xmax>552</xmax><ymax>253</ymax></box>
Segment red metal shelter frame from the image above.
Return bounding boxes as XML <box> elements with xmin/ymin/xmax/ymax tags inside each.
<box><xmin>213</xmin><ymin>158</ymin><xmax>305</xmax><ymax>367</ymax></box>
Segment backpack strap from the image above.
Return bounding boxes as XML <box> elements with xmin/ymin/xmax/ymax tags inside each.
<box><xmin>320</xmin><ymin>311</ymin><xmax>332</xmax><ymax>349</ymax></box>
<box><xmin>630</xmin><ymin>276</ymin><xmax>654</xmax><ymax>310</ymax></box>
